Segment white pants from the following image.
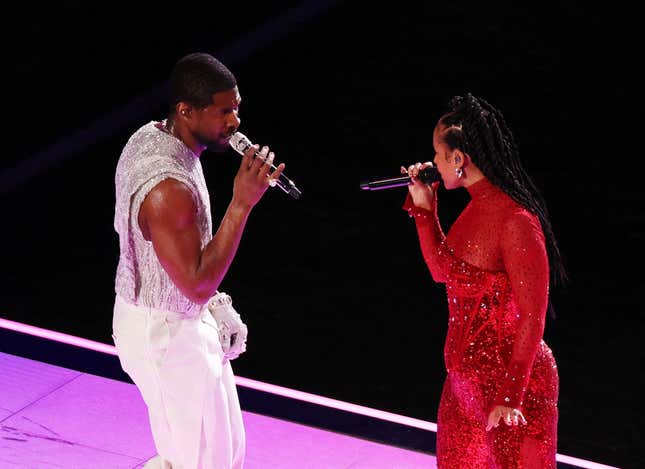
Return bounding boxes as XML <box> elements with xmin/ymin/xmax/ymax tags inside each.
<box><xmin>112</xmin><ymin>295</ymin><xmax>245</xmax><ymax>469</ymax></box>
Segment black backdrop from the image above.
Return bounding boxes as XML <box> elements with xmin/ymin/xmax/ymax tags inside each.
<box><xmin>1</xmin><ymin>2</ymin><xmax>640</xmax><ymax>468</ymax></box>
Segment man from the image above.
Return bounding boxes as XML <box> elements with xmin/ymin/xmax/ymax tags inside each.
<box><xmin>112</xmin><ymin>52</ymin><xmax>284</xmax><ymax>468</ymax></box>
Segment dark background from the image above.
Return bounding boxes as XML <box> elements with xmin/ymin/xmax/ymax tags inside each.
<box><xmin>1</xmin><ymin>1</ymin><xmax>640</xmax><ymax>468</ymax></box>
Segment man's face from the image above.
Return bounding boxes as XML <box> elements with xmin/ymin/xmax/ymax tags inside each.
<box><xmin>191</xmin><ymin>86</ymin><xmax>242</xmax><ymax>152</ymax></box>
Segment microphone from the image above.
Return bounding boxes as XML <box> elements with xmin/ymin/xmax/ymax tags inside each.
<box><xmin>360</xmin><ymin>164</ymin><xmax>441</xmax><ymax>191</ymax></box>
<box><xmin>229</xmin><ymin>131</ymin><xmax>302</xmax><ymax>199</ymax></box>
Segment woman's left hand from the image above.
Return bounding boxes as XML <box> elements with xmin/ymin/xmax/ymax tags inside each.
<box><xmin>486</xmin><ymin>405</ymin><xmax>527</xmax><ymax>431</ymax></box>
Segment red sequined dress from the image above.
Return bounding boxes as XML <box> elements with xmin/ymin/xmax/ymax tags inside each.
<box><xmin>404</xmin><ymin>178</ymin><xmax>558</xmax><ymax>468</ymax></box>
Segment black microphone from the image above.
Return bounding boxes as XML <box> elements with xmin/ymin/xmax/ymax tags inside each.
<box><xmin>360</xmin><ymin>164</ymin><xmax>441</xmax><ymax>191</ymax></box>
<box><xmin>229</xmin><ymin>132</ymin><xmax>302</xmax><ymax>199</ymax></box>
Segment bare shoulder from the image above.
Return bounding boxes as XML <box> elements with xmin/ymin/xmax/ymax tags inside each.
<box><xmin>140</xmin><ymin>178</ymin><xmax>198</xmax><ymax>231</ymax></box>
<box><xmin>146</xmin><ymin>178</ymin><xmax>196</xmax><ymax>206</ymax></box>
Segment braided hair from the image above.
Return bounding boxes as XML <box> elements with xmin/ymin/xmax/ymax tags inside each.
<box><xmin>439</xmin><ymin>93</ymin><xmax>567</xmax><ymax>316</ymax></box>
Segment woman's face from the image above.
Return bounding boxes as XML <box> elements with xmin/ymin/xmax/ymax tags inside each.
<box><xmin>432</xmin><ymin>123</ymin><xmax>462</xmax><ymax>190</ymax></box>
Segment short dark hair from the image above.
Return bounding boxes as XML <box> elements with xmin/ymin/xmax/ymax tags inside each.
<box><xmin>169</xmin><ymin>52</ymin><xmax>237</xmax><ymax>112</ymax></box>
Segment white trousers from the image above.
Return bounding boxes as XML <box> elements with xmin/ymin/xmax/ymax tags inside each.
<box><xmin>112</xmin><ymin>295</ymin><xmax>245</xmax><ymax>469</ymax></box>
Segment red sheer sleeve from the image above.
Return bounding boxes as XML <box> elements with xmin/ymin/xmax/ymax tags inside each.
<box><xmin>402</xmin><ymin>193</ymin><xmax>448</xmax><ymax>283</ymax></box>
<box><xmin>493</xmin><ymin>210</ymin><xmax>550</xmax><ymax>409</ymax></box>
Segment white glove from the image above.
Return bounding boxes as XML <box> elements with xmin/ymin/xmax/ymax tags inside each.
<box><xmin>207</xmin><ymin>292</ymin><xmax>248</xmax><ymax>361</ymax></box>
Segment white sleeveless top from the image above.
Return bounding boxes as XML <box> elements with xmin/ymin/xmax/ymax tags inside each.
<box><xmin>114</xmin><ymin>120</ymin><xmax>212</xmax><ymax>317</ymax></box>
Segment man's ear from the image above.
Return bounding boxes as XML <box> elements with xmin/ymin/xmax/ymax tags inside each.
<box><xmin>175</xmin><ymin>103</ymin><xmax>192</xmax><ymax>118</ymax></box>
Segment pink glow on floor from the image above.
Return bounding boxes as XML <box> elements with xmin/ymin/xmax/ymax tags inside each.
<box><xmin>0</xmin><ymin>351</ymin><xmax>435</xmax><ymax>468</ymax></box>
<box><xmin>0</xmin><ymin>317</ymin><xmax>623</xmax><ymax>468</ymax></box>
<box><xmin>0</xmin><ymin>316</ymin><xmax>436</xmax><ymax>432</ymax></box>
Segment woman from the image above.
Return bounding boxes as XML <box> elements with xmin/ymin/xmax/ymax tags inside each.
<box><xmin>402</xmin><ymin>93</ymin><xmax>565</xmax><ymax>468</ymax></box>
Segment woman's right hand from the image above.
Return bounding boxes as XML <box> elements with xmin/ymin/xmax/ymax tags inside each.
<box><xmin>401</xmin><ymin>162</ymin><xmax>438</xmax><ymax>212</ymax></box>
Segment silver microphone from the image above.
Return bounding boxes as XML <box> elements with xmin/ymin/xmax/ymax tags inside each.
<box><xmin>229</xmin><ymin>132</ymin><xmax>301</xmax><ymax>200</ymax></box>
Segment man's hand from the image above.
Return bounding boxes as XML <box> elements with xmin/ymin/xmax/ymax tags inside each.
<box><xmin>232</xmin><ymin>144</ymin><xmax>285</xmax><ymax>209</ymax></box>
<box><xmin>207</xmin><ymin>292</ymin><xmax>248</xmax><ymax>361</ymax></box>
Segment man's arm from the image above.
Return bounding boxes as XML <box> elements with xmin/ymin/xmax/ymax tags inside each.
<box><xmin>139</xmin><ymin>177</ymin><xmax>252</xmax><ymax>305</ymax></box>
<box><xmin>139</xmin><ymin>146</ymin><xmax>284</xmax><ymax>305</ymax></box>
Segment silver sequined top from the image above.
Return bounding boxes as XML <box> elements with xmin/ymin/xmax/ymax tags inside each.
<box><xmin>114</xmin><ymin>120</ymin><xmax>212</xmax><ymax>317</ymax></box>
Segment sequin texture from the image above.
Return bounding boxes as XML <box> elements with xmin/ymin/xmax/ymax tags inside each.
<box><xmin>404</xmin><ymin>178</ymin><xmax>558</xmax><ymax>468</ymax></box>
<box><xmin>114</xmin><ymin>120</ymin><xmax>212</xmax><ymax>317</ymax></box>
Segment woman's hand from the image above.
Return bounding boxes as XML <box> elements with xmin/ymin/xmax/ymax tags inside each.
<box><xmin>486</xmin><ymin>405</ymin><xmax>528</xmax><ymax>431</ymax></box>
<box><xmin>401</xmin><ymin>162</ymin><xmax>438</xmax><ymax>212</ymax></box>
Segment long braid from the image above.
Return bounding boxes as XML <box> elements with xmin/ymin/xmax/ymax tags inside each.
<box><xmin>440</xmin><ymin>94</ymin><xmax>567</xmax><ymax>316</ymax></box>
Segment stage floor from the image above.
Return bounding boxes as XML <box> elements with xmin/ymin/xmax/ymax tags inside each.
<box><xmin>0</xmin><ymin>351</ymin><xmax>436</xmax><ymax>468</ymax></box>
<box><xmin>0</xmin><ymin>317</ymin><xmax>622</xmax><ymax>469</ymax></box>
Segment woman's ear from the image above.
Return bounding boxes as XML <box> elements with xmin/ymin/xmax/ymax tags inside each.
<box><xmin>454</xmin><ymin>150</ymin><xmax>474</xmax><ymax>168</ymax></box>
<box><xmin>452</xmin><ymin>150</ymin><xmax>464</xmax><ymax>166</ymax></box>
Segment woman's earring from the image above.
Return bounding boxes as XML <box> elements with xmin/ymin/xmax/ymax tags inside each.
<box><xmin>456</xmin><ymin>167</ymin><xmax>463</xmax><ymax>178</ymax></box>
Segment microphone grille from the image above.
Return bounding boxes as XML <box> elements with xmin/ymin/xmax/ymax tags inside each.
<box><xmin>229</xmin><ymin>131</ymin><xmax>252</xmax><ymax>155</ymax></box>
<box><xmin>420</xmin><ymin>163</ymin><xmax>441</xmax><ymax>184</ymax></box>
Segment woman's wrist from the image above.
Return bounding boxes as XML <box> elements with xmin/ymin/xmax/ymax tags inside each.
<box><xmin>406</xmin><ymin>205</ymin><xmax>434</xmax><ymax>219</ymax></box>
<box><xmin>402</xmin><ymin>192</ymin><xmax>435</xmax><ymax>218</ymax></box>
